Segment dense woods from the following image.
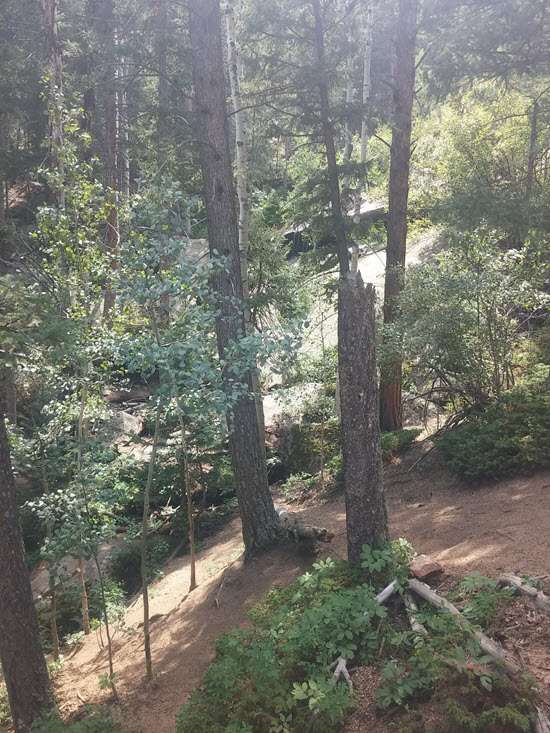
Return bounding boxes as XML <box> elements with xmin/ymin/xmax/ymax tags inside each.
<box><xmin>1</xmin><ymin>0</ymin><xmax>550</xmax><ymax>730</ymax></box>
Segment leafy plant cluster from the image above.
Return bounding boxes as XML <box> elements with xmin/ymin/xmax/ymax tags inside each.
<box><xmin>174</xmin><ymin>545</ymin><xmax>540</xmax><ymax>733</ymax></box>
<box><xmin>438</xmin><ymin>365</ymin><xmax>550</xmax><ymax>480</ymax></box>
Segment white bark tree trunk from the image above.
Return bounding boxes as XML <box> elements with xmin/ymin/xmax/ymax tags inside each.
<box><xmin>44</xmin><ymin>0</ymin><xmax>65</xmax><ymax>207</ymax></box>
<box><xmin>224</xmin><ymin>0</ymin><xmax>266</xmax><ymax>449</ymax></box>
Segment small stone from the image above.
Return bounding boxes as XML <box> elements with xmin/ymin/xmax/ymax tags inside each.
<box><xmin>409</xmin><ymin>554</ymin><xmax>443</xmax><ymax>580</ymax></box>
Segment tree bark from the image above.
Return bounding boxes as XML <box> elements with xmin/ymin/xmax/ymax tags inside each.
<box><xmin>189</xmin><ymin>0</ymin><xmax>281</xmax><ymax>557</ymax></box>
<box><xmin>526</xmin><ymin>98</ymin><xmax>538</xmax><ymax>200</ymax></box>
<box><xmin>311</xmin><ymin>0</ymin><xmax>388</xmax><ymax>564</ymax></box>
<box><xmin>44</xmin><ymin>0</ymin><xmax>65</xmax><ymax>207</ymax></box>
<box><xmin>102</xmin><ymin>0</ymin><xmax>119</xmax><ymax>319</ymax></box>
<box><xmin>379</xmin><ymin>0</ymin><xmax>418</xmax><ymax>432</ymax></box>
<box><xmin>0</xmin><ymin>410</ymin><xmax>54</xmax><ymax>731</ymax></box>
<box><xmin>81</xmin><ymin>0</ymin><xmax>97</xmax><ymax>157</ymax></box>
<box><xmin>339</xmin><ymin>277</ymin><xmax>388</xmax><ymax>563</ymax></box>
<box><xmin>224</xmin><ymin>0</ymin><xmax>266</xmax><ymax>451</ymax></box>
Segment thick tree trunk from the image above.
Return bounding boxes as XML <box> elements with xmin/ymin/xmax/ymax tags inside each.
<box><xmin>102</xmin><ymin>0</ymin><xmax>119</xmax><ymax>319</ymax></box>
<box><xmin>379</xmin><ymin>0</ymin><xmax>417</xmax><ymax>432</ymax></box>
<box><xmin>224</xmin><ymin>0</ymin><xmax>266</xmax><ymax>451</ymax></box>
<box><xmin>311</xmin><ymin>0</ymin><xmax>388</xmax><ymax>564</ymax></box>
<box><xmin>0</xmin><ymin>410</ymin><xmax>54</xmax><ymax>731</ymax></box>
<box><xmin>339</xmin><ymin>277</ymin><xmax>388</xmax><ymax>563</ymax></box>
<box><xmin>44</xmin><ymin>0</ymin><xmax>65</xmax><ymax>207</ymax></box>
<box><xmin>188</xmin><ymin>0</ymin><xmax>280</xmax><ymax>556</ymax></box>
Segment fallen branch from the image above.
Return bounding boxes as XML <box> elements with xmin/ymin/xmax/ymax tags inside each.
<box><xmin>275</xmin><ymin>505</ymin><xmax>334</xmax><ymax>542</ymax></box>
<box><xmin>331</xmin><ymin>655</ymin><xmax>353</xmax><ymax>691</ymax></box>
<box><xmin>374</xmin><ymin>579</ymin><xmax>398</xmax><ymax>606</ymax></box>
<box><xmin>535</xmin><ymin>706</ymin><xmax>550</xmax><ymax>733</ymax></box>
<box><xmin>408</xmin><ymin>578</ymin><xmax>522</xmax><ymax>676</ymax></box>
<box><xmin>404</xmin><ymin>592</ymin><xmax>427</xmax><ymax>647</ymax></box>
<box><xmin>499</xmin><ymin>573</ymin><xmax>550</xmax><ymax>616</ymax></box>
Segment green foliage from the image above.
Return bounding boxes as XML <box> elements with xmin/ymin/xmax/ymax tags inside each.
<box><xmin>457</xmin><ymin>574</ymin><xmax>515</xmax><ymax>627</ymax></box>
<box><xmin>438</xmin><ymin>366</ymin><xmax>550</xmax><ymax>480</ymax></box>
<box><xmin>108</xmin><ymin>536</ymin><xmax>171</xmax><ymax>595</ymax></box>
<box><xmin>380</xmin><ymin>429</ymin><xmax>422</xmax><ymax>460</ymax></box>
<box><xmin>30</xmin><ymin>706</ymin><xmax>124</xmax><ymax>732</ymax></box>
<box><xmin>391</xmin><ymin>236</ymin><xmax>548</xmax><ymax>412</ymax></box>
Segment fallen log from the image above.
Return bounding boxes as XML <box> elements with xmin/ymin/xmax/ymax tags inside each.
<box><xmin>499</xmin><ymin>573</ymin><xmax>550</xmax><ymax>616</ymax></box>
<box><xmin>404</xmin><ymin>592</ymin><xmax>427</xmax><ymax>647</ymax></box>
<box><xmin>535</xmin><ymin>706</ymin><xmax>550</xmax><ymax>733</ymax></box>
<box><xmin>275</xmin><ymin>505</ymin><xmax>334</xmax><ymax>542</ymax></box>
<box><xmin>408</xmin><ymin>578</ymin><xmax>522</xmax><ymax>676</ymax></box>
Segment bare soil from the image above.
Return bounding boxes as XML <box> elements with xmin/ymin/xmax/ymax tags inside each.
<box><xmin>52</xmin><ymin>447</ymin><xmax>550</xmax><ymax>732</ymax></box>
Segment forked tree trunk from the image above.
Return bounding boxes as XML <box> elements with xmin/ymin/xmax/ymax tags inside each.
<box><xmin>224</xmin><ymin>0</ymin><xmax>266</xmax><ymax>449</ymax></box>
<box><xmin>311</xmin><ymin>0</ymin><xmax>388</xmax><ymax>563</ymax></box>
<box><xmin>0</xmin><ymin>411</ymin><xmax>54</xmax><ymax>731</ymax></box>
<box><xmin>379</xmin><ymin>0</ymin><xmax>417</xmax><ymax>432</ymax></box>
<box><xmin>102</xmin><ymin>0</ymin><xmax>119</xmax><ymax>319</ymax></box>
<box><xmin>188</xmin><ymin>0</ymin><xmax>281</xmax><ymax>556</ymax></box>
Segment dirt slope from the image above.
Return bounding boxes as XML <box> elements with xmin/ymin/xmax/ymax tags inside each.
<box><xmin>53</xmin><ymin>450</ymin><xmax>550</xmax><ymax>732</ymax></box>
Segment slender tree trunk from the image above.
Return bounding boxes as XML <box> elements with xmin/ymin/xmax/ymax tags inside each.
<box><xmin>118</xmin><ymin>57</ymin><xmax>130</xmax><ymax>200</ymax></box>
<box><xmin>179</xmin><ymin>419</ymin><xmax>196</xmax><ymax>592</ymax></box>
<box><xmin>351</xmin><ymin>1</ymin><xmax>374</xmax><ymax>275</ymax></box>
<box><xmin>81</xmin><ymin>0</ymin><xmax>96</xmax><ymax>158</ymax></box>
<box><xmin>102</xmin><ymin>0</ymin><xmax>119</xmax><ymax>319</ymax></box>
<box><xmin>224</xmin><ymin>0</ymin><xmax>266</xmax><ymax>450</ymax></box>
<box><xmin>0</xmin><ymin>410</ymin><xmax>54</xmax><ymax>731</ymax></box>
<box><xmin>379</xmin><ymin>0</ymin><xmax>417</xmax><ymax>432</ymax></box>
<box><xmin>76</xmin><ymin>383</ymin><xmax>91</xmax><ymax>635</ymax></box>
<box><xmin>526</xmin><ymin>98</ymin><xmax>538</xmax><ymax>200</ymax></box>
<box><xmin>189</xmin><ymin>0</ymin><xmax>281</xmax><ymax>556</ymax></box>
<box><xmin>39</xmin><ymin>455</ymin><xmax>60</xmax><ymax>661</ymax></box>
<box><xmin>155</xmin><ymin>0</ymin><xmax>168</xmax><ymax>166</ymax></box>
<box><xmin>141</xmin><ymin>404</ymin><xmax>161</xmax><ymax>681</ymax></box>
<box><xmin>44</xmin><ymin>0</ymin><xmax>65</xmax><ymax>207</ymax></box>
<box><xmin>311</xmin><ymin>0</ymin><xmax>388</xmax><ymax>563</ymax></box>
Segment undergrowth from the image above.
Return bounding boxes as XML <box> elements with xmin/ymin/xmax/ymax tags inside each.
<box><xmin>174</xmin><ymin>543</ymin><xmax>539</xmax><ymax>733</ymax></box>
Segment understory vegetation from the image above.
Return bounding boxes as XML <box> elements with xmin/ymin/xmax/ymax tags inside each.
<box><xmin>175</xmin><ymin>549</ymin><xmax>540</xmax><ymax>733</ymax></box>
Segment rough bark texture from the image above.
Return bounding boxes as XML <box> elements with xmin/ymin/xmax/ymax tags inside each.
<box><xmin>379</xmin><ymin>0</ymin><xmax>418</xmax><ymax>432</ymax></box>
<box><xmin>102</xmin><ymin>0</ymin><xmax>119</xmax><ymax>318</ymax></box>
<box><xmin>188</xmin><ymin>0</ymin><xmax>280</xmax><ymax>556</ymax></box>
<box><xmin>339</xmin><ymin>276</ymin><xmax>388</xmax><ymax>563</ymax></box>
<box><xmin>311</xmin><ymin>0</ymin><xmax>388</xmax><ymax>564</ymax></box>
<box><xmin>0</xmin><ymin>410</ymin><xmax>53</xmax><ymax>731</ymax></box>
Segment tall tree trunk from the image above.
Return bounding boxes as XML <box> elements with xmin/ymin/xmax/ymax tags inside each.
<box><xmin>102</xmin><ymin>0</ymin><xmax>119</xmax><ymax>319</ymax></box>
<box><xmin>118</xmin><ymin>57</ymin><xmax>130</xmax><ymax>200</ymax></box>
<box><xmin>188</xmin><ymin>0</ymin><xmax>281</xmax><ymax>556</ymax></box>
<box><xmin>0</xmin><ymin>409</ymin><xmax>54</xmax><ymax>731</ymax></box>
<box><xmin>379</xmin><ymin>0</ymin><xmax>417</xmax><ymax>432</ymax></box>
<box><xmin>224</xmin><ymin>0</ymin><xmax>266</xmax><ymax>452</ymax></box>
<box><xmin>311</xmin><ymin>0</ymin><xmax>388</xmax><ymax>563</ymax></box>
<box><xmin>155</xmin><ymin>0</ymin><xmax>168</xmax><ymax>167</ymax></box>
<box><xmin>81</xmin><ymin>0</ymin><xmax>97</xmax><ymax>158</ymax></box>
<box><xmin>526</xmin><ymin>98</ymin><xmax>538</xmax><ymax>200</ymax></box>
<box><xmin>351</xmin><ymin>0</ymin><xmax>374</xmax><ymax>275</ymax></box>
<box><xmin>44</xmin><ymin>0</ymin><xmax>65</xmax><ymax>207</ymax></box>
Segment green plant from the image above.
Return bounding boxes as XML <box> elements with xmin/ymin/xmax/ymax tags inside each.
<box><xmin>31</xmin><ymin>705</ymin><xmax>125</xmax><ymax>732</ymax></box>
<box><xmin>458</xmin><ymin>573</ymin><xmax>515</xmax><ymax>627</ymax></box>
<box><xmin>438</xmin><ymin>366</ymin><xmax>550</xmax><ymax>480</ymax></box>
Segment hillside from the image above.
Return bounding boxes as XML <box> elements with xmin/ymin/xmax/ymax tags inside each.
<box><xmin>51</xmin><ymin>448</ymin><xmax>550</xmax><ymax>732</ymax></box>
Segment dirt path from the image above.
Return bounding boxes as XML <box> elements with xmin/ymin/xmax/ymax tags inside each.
<box><xmin>53</xmin><ymin>450</ymin><xmax>550</xmax><ymax>732</ymax></box>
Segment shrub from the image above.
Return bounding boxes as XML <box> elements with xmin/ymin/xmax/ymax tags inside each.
<box><xmin>438</xmin><ymin>366</ymin><xmax>550</xmax><ymax>480</ymax></box>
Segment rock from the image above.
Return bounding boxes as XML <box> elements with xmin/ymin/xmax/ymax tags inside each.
<box><xmin>409</xmin><ymin>554</ymin><xmax>443</xmax><ymax>581</ymax></box>
<box><xmin>112</xmin><ymin>410</ymin><xmax>144</xmax><ymax>437</ymax></box>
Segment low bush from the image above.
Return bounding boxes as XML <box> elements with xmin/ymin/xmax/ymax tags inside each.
<box><xmin>438</xmin><ymin>366</ymin><xmax>550</xmax><ymax>481</ymax></box>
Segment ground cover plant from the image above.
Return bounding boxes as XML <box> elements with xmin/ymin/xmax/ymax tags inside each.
<box><xmin>174</xmin><ymin>545</ymin><xmax>540</xmax><ymax>733</ymax></box>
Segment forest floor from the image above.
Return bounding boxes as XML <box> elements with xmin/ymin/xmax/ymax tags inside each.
<box><xmin>53</xmin><ymin>445</ymin><xmax>550</xmax><ymax>733</ymax></box>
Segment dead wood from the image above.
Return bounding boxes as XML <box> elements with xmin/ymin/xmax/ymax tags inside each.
<box><xmin>499</xmin><ymin>572</ymin><xmax>550</xmax><ymax>616</ymax></box>
<box><xmin>408</xmin><ymin>578</ymin><xmax>522</xmax><ymax>676</ymax></box>
<box><xmin>275</xmin><ymin>505</ymin><xmax>334</xmax><ymax>542</ymax></box>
